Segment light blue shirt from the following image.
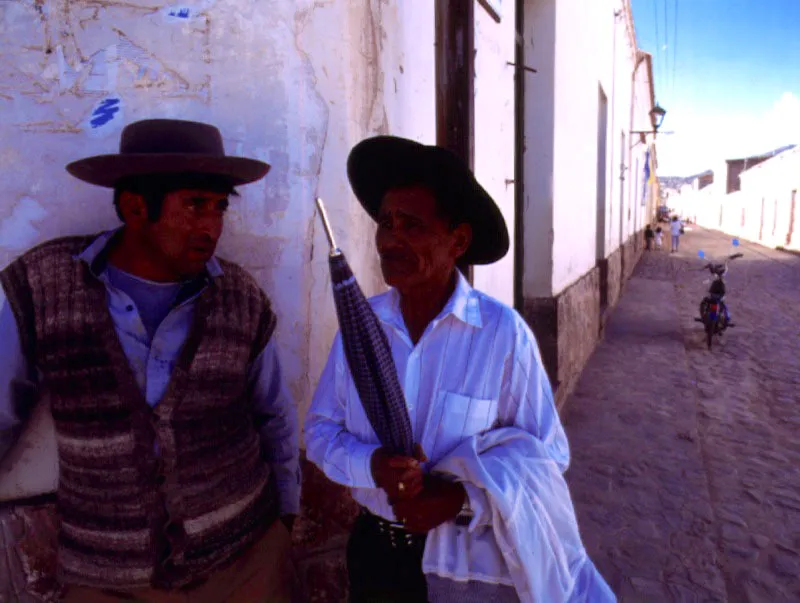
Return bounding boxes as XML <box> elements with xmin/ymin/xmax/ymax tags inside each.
<box><xmin>0</xmin><ymin>230</ymin><xmax>300</xmax><ymax>515</ymax></box>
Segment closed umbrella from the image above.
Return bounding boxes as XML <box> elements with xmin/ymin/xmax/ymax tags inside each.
<box><xmin>315</xmin><ymin>197</ymin><xmax>414</xmax><ymax>456</ymax></box>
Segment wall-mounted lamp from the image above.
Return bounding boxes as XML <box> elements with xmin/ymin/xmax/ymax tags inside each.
<box><xmin>650</xmin><ymin>103</ymin><xmax>666</xmax><ymax>130</ymax></box>
<box><xmin>631</xmin><ymin>103</ymin><xmax>669</xmax><ymax>143</ymax></box>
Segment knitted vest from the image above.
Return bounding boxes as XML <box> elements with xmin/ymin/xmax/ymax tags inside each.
<box><xmin>0</xmin><ymin>235</ymin><xmax>279</xmax><ymax>590</ymax></box>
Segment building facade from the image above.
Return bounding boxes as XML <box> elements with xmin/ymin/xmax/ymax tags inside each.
<box><xmin>684</xmin><ymin>146</ymin><xmax>799</xmax><ymax>253</ymax></box>
<box><xmin>519</xmin><ymin>0</ymin><xmax>659</xmax><ymax>404</ymax></box>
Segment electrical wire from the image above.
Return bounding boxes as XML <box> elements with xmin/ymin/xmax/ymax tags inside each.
<box><xmin>653</xmin><ymin>0</ymin><xmax>661</xmax><ymax>87</ymax></box>
<box><xmin>672</xmin><ymin>0</ymin><xmax>679</xmax><ymax>98</ymax></box>
<box><xmin>663</xmin><ymin>0</ymin><xmax>669</xmax><ymax>95</ymax></box>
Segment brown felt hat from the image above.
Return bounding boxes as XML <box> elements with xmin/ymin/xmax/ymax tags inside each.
<box><xmin>66</xmin><ymin>119</ymin><xmax>270</xmax><ymax>188</ymax></box>
<box><xmin>347</xmin><ymin>136</ymin><xmax>509</xmax><ymax>265</ymax></box>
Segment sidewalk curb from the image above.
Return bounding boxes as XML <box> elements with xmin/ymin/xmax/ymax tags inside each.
<box><xmin>776</xmin><ymin>246</ymin><xmax>800</xmax><ymax>258</ymax></box>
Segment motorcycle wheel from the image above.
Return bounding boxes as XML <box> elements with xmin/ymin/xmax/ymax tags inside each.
<box><xmin>706</xmin><ymin>322</ymin><xmax>714</xmax><ymax>350</ymax></box>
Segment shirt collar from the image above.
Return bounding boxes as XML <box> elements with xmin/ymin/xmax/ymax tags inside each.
<box><xmin>75</xmin><ymin>227</ymin><xmax>224</xmax><ymax>279</ymax></box>
<box><xmin>375</xmin><ymin>270</ymin><xmax>483</xmax><ymax>331</ymax></box>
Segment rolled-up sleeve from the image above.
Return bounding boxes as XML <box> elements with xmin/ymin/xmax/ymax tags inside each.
<box><xmin>249</xmin><ymin>340</ymin><xmax>301</xmax><ymax>515</ymax></box>
<box><xmin>304</xmin><ymin>333</ymin><xmax>380</xmax><ymax>490</ymax></box>
<box><xmin>0</xmin><ymin>286</ymin><xmax>37</xmax><ymax>464</ymax></box>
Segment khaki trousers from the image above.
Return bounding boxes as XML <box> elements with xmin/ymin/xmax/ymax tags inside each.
<box><xmin>63</xmin><ymin>520</ymin><xmax>293</xmax><ymax>603</ymax></box>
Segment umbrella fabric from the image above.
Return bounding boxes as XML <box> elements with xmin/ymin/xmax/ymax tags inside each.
<box><xmin>329</xmin><ymin>252</ymin><xmax>414</xmax><ymax>457</ymax></box>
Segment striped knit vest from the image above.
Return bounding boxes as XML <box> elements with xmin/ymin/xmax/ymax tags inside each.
<box><xmin>0</xmin><ymin>235</ymin><xmax>279</xmax><ymax>590</ymax></box>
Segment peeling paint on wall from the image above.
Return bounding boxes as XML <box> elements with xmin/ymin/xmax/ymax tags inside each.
<box><xmin>0</xmin><ymin>196</ymin><xmax>48</xmax><ymax>251</ymax></box>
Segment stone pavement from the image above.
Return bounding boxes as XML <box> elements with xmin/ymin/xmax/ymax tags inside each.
<box><xmin>563</xmin><ymin>227</ymin><xmax>800</xmax><ymax>602</ymax></box>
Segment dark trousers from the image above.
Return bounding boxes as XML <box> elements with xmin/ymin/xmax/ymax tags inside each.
<box><xmin>347</xmin><ymin>511</ymin><xmax>428</xmax><ymax>603</ymax></box>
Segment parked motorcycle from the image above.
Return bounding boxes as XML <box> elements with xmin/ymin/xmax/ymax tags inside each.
<box><xmin>694</xmin><ymin>246</ymin><xmax>743</xmax><ymax>350</ymax></box>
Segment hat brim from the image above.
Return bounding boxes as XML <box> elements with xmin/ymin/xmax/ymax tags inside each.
<box><xmin>347</xmin><ymin>136</ymin><xmax>509</xmax><ymax>265</ymax></box>
<box><xmin>66</xmin><ymin>154</ymin><xmax>271</xmax><ymax>188</ymax></box>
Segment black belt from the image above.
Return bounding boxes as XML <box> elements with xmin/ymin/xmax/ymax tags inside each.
<box><xmin>359</xmin><ymin>508</ymin><xmax>426</xmax><ymax>549</ymax></box>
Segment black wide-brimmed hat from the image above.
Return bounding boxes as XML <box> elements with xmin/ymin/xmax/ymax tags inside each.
<box><xmin>347</xmin><ymin>136</ymin><xmax>509</xmax><ymax>265</ymax></box>
<box><xmin>66</xmin><ymin>119</ymin><xmax>270</xmax><ymax>187</ymax></box>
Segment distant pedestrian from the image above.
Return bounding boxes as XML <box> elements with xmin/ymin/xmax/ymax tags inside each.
<box><xmin>670</xmin><ymin>216</ymin><xmax>683</xmax><ymax>252</ymax></box>
<box><xmin>644</xmin><ymin>224</ymin><xmax>654</xmax><ymax>250</ymax></box>
<box><xmin>655</xmin><ymin>226</ymin><xmax>664</xmax><ymax>250</ymax></box>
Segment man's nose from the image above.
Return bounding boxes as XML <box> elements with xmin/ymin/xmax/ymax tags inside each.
<box><xmin>197</xmin><ymin>212</ymin><xmax>223</xmax><ymax>240</ymax></box>
<box><xmin>376</xmin><ymin>223</ymin><xmax>402</xmax><ymax>249</ymax></box>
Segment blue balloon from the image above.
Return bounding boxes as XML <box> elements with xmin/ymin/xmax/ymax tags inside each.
<box><xmin>698</xmin><ymin>250</ymin><xmax>705</xmax><ymax>258</ymax></box>
<box><xmin>732</xmin><ymin>238</ymin><xmax>740</xmax><ymax>247</ymax></box>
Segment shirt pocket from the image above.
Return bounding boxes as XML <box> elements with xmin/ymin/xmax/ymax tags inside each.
<box><xmin>434</xmin><ymin>391</ymin><xmax>498</xmax><ymax>458</ymax></box>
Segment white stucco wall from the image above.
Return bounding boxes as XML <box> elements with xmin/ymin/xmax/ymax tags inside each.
<box><xmin>472</xmin><ymin>2</ymin><xmax>516</xmax><ymax>306</ymax></box>
<box><xmin>524</xmin><ymin>0</ymin><xmax>641</xmax><ymax>297</ymax></box>
<box><xmin>0</xmin><ymin>0</ymin><xmax>438</xmax><ymax>494</ymax></box>
<box><xmin>549</xmin><ymin>0</ymin><xmax>605</xmax><ymax>295</ymax></box>
<box><xmin>520</xmin><ymin>0</ymin><xmax>556</xmax><ymax>298</ymax></box>
<box><xmin>694</xmin><ymin>149</ymin><xmax>800</xmax><ymax>251</ymax></box>
<box><xmin>628</xmin><ymin>56</ymin><xmax>655</xmax><ymax>234</ymax></box>
<box><xmin>603</xmin><ymin>1</ymin><xmax>638</xmax><ymax>264</ymax></box>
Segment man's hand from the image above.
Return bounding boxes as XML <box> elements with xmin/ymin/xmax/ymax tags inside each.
<box><xmin>392</xmin><ymin>475</ymin><xmax>466</xmax><ymax>534</ymax></box>
<box><xmin>280</xmin><ymin>514</ymin><xmax>296</xmax><ymax>533</ymax></box>
<box><xmin>371</xmin><ymin>444</ymin><xmax>427</xmax><ymax>501</ymax></box>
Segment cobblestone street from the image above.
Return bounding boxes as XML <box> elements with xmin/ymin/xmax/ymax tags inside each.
<box><xmin>564</xmin><ymin>227</ymin><xmax>800</xmax><ymax>602</ymax></box>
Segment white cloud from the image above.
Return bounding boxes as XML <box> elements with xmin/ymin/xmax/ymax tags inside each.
<box><xmin>657</xmin><ymin>92</ymin><xmax>800</xmax><ymax>176</ymax></box>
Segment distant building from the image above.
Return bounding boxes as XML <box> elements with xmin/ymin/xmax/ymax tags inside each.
<box><xmin>685</xmin><ymin>146</ymin><xmax>799</xmax><ymax>250</ymax></box>
<box><xmin>724</xmin><ymin>145</ymin><xmax>795</xmax><ymax>194</ymax></box>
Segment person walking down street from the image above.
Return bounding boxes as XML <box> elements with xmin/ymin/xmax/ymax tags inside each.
<box><xmin>655</xmin><ymin>225</ymin><xmax>664</xmax><ymax>250</ymax></box>
<box><xmin>670</xmin><ymin>216</ymin><xmax>684</xmax><ymax>253</ymax></box>
<box><xmin>305</xmin><ymin>136</ymin><xmax>615</xmax><ymax>603</ymax></box>
<box><xmin>644</xmin><ymin>224</ymin><xmax>655</xmax><ymax>250</ymax></box>
<box><xmin>0</xmin><ymin>119</ymin><xmax>300</xmax><ymax>603</ymax></box>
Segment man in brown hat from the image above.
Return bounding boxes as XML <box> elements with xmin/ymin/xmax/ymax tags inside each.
<box><xmin>305</xmin><ymin>137</ymin><xmax>614</xmax><ymax>602</ymax></box>
<box><xmin>0</xmin><ymin>119</ymin><xmax>299</xmax><ymax>602</ymax></box>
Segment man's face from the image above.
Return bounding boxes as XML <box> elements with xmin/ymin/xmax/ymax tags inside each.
<box><xmin>141</xmin><ymin>188</ymin><xmax>229</xmax><ymax>279</ymax></box>
<box><xmin>375</xmin><ymin>185</ymin><xmax>471</xmax><ymax>293</ymax></box>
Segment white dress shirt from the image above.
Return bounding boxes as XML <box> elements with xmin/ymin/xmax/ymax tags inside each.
<box><xmin>305</xmin><ymin>272</ymin><xmax>570</xmax><ymax>531</ymax></box>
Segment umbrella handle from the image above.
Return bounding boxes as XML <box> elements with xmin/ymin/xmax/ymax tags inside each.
<box><xmin>315</xmin><ymin>197</ymin><xmax>342</xmax><ymax>257</ymax></box>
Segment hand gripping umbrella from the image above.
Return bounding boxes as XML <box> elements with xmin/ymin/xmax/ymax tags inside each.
<box><xmin>315</xmin><ymin>198</ymin><xmax>415</xmax><ymax>456</ymax></box>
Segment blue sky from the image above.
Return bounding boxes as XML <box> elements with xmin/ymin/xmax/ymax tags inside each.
<box><xmin>631</xmin><ymin>0</ymin><xmax>800</xmax><ymax>176</ymax></box>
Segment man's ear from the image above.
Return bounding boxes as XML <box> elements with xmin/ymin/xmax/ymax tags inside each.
<box><xmin>451</xmin><ymin>223</ymin><xmax>473</xmax><ymax>260</ymax></box>
<box><xmin>118</xmin><ymin>191</ymin><xmax>148</xmax><ymax>227</ymax></box>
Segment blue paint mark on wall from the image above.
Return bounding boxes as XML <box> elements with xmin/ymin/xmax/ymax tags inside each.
<box><xmin>90</xmin><ymin>98</ymin><xmax>121</xmax><ymax>129</ymax></box>
<box><xmin>167</xmin><ymin>7</ymin><xmax>191</xmax><ymax>18</ymax></box>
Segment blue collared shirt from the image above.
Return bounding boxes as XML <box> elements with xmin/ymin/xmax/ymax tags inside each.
<box><xmin>0</xmin><ymin>230</ymin><xmax>300</xmax><ymax>515</ymax></box>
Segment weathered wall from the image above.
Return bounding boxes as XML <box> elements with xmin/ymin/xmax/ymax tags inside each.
<box><xmin>554</xmin><ymin>266</ymin><xmax>600</xmax><ymax>406</ymax></box>
<box><xmin>524</xmin><ymin>228</ymin><xmax>644</xmax><ymax>410</ymax></box>
<box><xmin>1</xmin><ymin>1</ymin><xmax>524</xmax><ymax>599</ymax></box>
<box><xmin>0</xmin><ymin>0</ymin><xmax>439</xmax><ymax>445</ymax></box>
<box><xmin>0</xmin><ymin>0</ymin><xmax>438</xmax><ymax>599</ymax></box>
<box><xmin>606</xmin><ymin>241</ymin><xmax>624</xmax><ymax>309</ymax></box>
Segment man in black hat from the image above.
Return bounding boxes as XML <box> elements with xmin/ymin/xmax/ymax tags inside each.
<box><xmin>0</xmin><ymin>119</ymin><xmax>299</xmax><ymax>602</ymax></box>
<box><xmin>305</xmin><ymin>137</ymin><xmax>607</xmax><ymax>603</ymax></box>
